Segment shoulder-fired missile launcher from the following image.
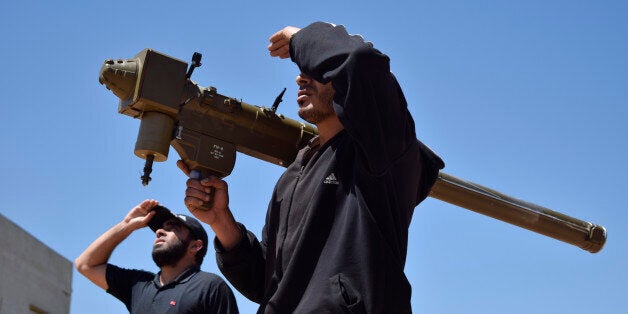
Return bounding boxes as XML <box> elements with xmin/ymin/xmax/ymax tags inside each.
<box><xmin>99</xmin><ymin>49</ymin><xmax>606</xmax><ymax>253</ymax></box>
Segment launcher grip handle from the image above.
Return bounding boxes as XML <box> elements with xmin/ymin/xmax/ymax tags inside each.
<box><xmin>189</xmin><ymin>170</ymin><xmax>215</xmax><ymax>210</ymax></box>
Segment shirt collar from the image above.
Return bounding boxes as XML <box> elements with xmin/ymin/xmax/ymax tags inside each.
<box><xmin>298</xmin><ymin>130</ymin><xmax>346</xmax><ymax>166</ymax></box>
<box><xmin>153</xmin><ymin>265</ymin><xmax>201</xmax><ymax>288</ymax></box>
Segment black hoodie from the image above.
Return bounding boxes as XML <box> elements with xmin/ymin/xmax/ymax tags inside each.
<box><xmin>216</xmin><ymin>22</ymin><xmax>444</xmax><ymax>314</ymax></box>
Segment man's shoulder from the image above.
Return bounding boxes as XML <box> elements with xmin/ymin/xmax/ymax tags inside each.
<box><xmin>193</xmin><ymin>270</ymin><xmax>228</xmax><ymax>284</ymax></box>
<box><xmin>185</xmin><ymin>270</ymin><xmax>235</xmax><ymax>298</ymax></box>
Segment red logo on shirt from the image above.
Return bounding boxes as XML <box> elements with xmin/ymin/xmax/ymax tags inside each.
<box><xmin>170</xmin><ymin>300</ymin><xmax>177</xmax><ymax>306</ymax></box>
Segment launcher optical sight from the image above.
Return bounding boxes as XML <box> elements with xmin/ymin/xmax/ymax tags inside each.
<box><xmin>99</xmin><ymin>49</ymin><xmax>606</xmax><ymax>253</ymax></box>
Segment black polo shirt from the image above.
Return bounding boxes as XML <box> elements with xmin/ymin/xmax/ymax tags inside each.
<box><xmin>106</xmin><ymin>264</ymin><xmax>238</xmax><ymax>313</ymax></box>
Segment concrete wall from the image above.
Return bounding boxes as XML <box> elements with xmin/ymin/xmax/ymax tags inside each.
<box><xmin>0</xmin><ymin>214</ymin><xmax>72</xmax><ymax>314</ymax></box>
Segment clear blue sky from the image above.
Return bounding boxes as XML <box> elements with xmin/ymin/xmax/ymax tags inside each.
<box><xmin>1</xmin><ymin>1</ymin><xmax>626</xmax><ymax>313</ymax></box>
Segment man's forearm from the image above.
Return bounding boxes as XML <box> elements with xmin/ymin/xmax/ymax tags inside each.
<box><xmin>74</xmin><ymin>221</ymin><xmax>135</xmax><ymax>289</ymax></box>
<box><xmin>209</xmin><ymin>210</ymin><xmax>243</xmax><ymax>251</ymax></box>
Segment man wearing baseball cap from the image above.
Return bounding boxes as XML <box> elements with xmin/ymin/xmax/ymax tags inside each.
<box><xmin>75</xmin><ymin>199</ymin><xmax>239</xmax><ymax>313</ymax></box>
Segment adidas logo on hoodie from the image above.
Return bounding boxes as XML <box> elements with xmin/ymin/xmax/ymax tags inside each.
<box><xmin>323</xmin><ymin>172</ymin><xmax>339</xmax><ymax>185</ymax></box>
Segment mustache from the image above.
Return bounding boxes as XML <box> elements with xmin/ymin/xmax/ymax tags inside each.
<box><xmin>299</xmin><ymin>84</ymin><xmax>317</xmax><ymax>93</ymax></box>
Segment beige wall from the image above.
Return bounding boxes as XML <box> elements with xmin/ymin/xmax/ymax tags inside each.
<box><xmin>0</xmin><ymin>214</ymin><xmax>72</xmax><ymax>314</ymax></box>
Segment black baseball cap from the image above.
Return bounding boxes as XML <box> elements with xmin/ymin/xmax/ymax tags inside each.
<box><xmin>148</xmin><ymin>205</ymin><xmax>208</xmax><ymax>260</ymax></box>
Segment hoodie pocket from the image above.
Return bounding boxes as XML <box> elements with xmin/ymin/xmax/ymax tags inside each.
<box><xmin>329</xmin><ymin>273</ymin><xmax>366</xmax><ymax>314</ymax></box>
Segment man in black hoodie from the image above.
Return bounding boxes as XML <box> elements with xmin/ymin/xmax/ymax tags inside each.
<box><xmin>179</xmin><ymin>22</ymin><xmax>444</xmax><ymax>313</ymax></box>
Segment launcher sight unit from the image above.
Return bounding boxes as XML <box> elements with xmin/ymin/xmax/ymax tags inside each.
<box><xmin>99</xmin><ymin>49</ymin><xmax>606</xmax><ymax>253</ymax></box>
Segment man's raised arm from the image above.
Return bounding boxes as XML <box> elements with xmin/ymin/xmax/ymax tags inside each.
<box><xmin>74</xmin><ymin>199</ymin><xmax>158</xmax><ymax>290</ymax></box>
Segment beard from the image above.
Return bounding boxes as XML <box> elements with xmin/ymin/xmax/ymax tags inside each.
<box><xmin>298</xmin><ymin>84</ymin><xmax>335</xmax><ymax>124</ymax></box>
<box><xmin>152</xmin><ymin>235</ymin><xmax>191</xmax><ymax>268</ymax></box>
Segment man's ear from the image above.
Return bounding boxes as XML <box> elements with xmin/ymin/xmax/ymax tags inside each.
<box><xmin>189</xmin><ymin>239</ymin><xmax>203</xmax><ymax>253</ymax></box>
